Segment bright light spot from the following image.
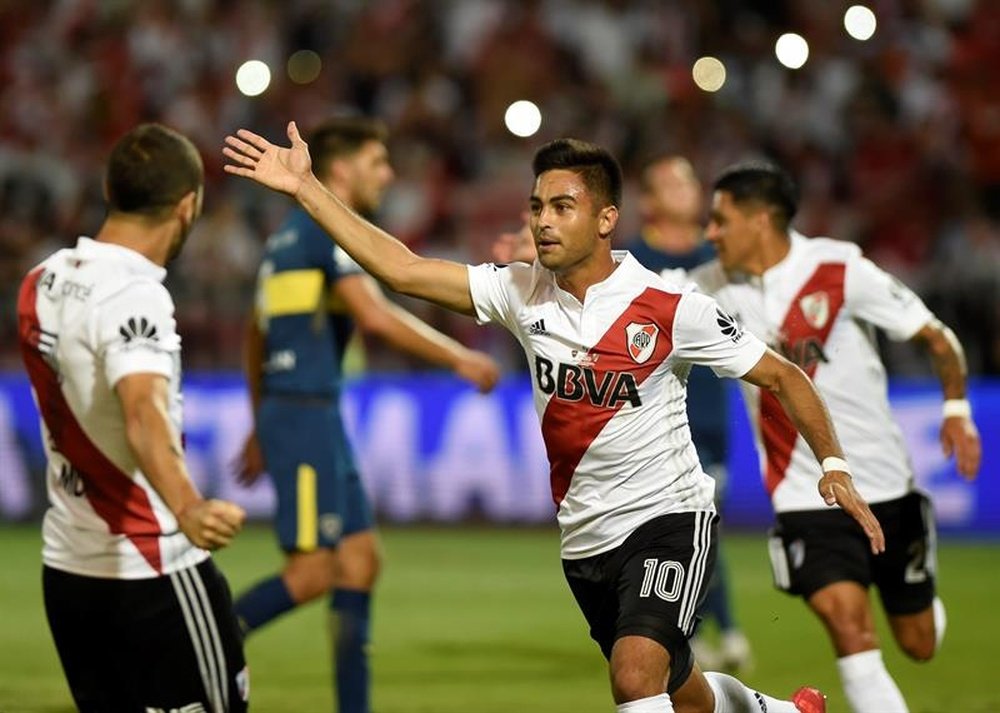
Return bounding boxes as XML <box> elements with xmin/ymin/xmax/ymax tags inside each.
<box><xmin>775</xmin><ymin>33</ymin><xmax>809</xmax><ymax>69</ymax></box>
<box><xmin>844</xmin><ymin>5</ymin><xmax>877</xmax><ymax>41</ymax></box>
<box><xmin>236</xmin><ymin>60</ymin><xmax>271</xmax><ymax>97</ymax></box>
<box><xmin>504</xmin><ymin>100</ymin><xmax>542</xmax><ymax>138</ymax></box>
<box><xmin>287</xmin><ymin>50</ymin><xmax>322</xmax><ymax>84</ymax></box>
<box><xmin>692</xmin><ymin>56</ymin><xmax>727</xmax><ymax>92</ymax></box>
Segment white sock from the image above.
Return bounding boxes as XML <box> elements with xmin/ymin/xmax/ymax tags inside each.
<box><xmin>616</xmin><ymin>693</ymin><xmax>673</xmax><ymax>712</ymax></box>
<box><xmin>704</xmin><ymin>672</ymin><xmax>797</xmax><ymax>713</ymax></box>
<box><xmin>836</xmin><ymin>650</ymin><xmax>908</xmax><ymax>713</ymax></box>
<box><xmin>933</xmin><ymin>597</ymin><xmax>947</xmax><ymax>652</ymax></box>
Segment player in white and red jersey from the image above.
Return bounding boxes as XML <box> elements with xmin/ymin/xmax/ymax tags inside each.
<box><xmin>223</xmin><ymin>122</ymin><xmax>888</xmax><ymax>713</ymax></box>
<box><xmin>691</xmin><ymin>161</ymin><xmax>981</xmax><ymax>713</ymax></box>
<box><xmin>18</xmin><ymin>124</ymin><xmax>249</xmax><ymax>712</ymax></box>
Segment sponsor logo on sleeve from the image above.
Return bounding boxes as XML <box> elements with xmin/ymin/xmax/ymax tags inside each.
<box><xmin>118</xmin><ymin>316</ymin><xmax>159</xmax><ymax>348</ymax></box>
<box><xmin>715</xmin><ymin>307</ymin><xmax>745</xmax><ymax>343</ymax></box>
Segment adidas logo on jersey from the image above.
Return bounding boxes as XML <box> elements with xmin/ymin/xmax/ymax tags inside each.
<box><xmin>119</xmin><ymin>316</ymin><xmax>159</xmax><ymax>344</ymax></box>
<box><xmin>528</xmin><ymin>319</ymin><xmax>547</xmax><ymax>336</ymax></box>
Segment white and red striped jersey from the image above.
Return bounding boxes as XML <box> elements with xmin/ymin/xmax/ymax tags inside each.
<box><xmin>468</xmin><ymin>252</ymin><xmax>767</xmax><ymax>558</ymax></box>
<box><xmin>17</xmin><ymin>237</ymin><xmax>208</xmax><ymax>579</ymax></box>
<box><xmin>690</xmin><ymin>232</ymin><xmax>933</xmax><ymax>513</ymax></box>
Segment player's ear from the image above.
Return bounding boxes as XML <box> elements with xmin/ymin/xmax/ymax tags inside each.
<box><xmin>598</xmin><ymin>205</ymin><xmax>619</xmax><ymax>239</ymax></box>
<box><xmin>176</xmin><ymin>190</ymin><xmax>199</xmax><ymax>224</ymax></box>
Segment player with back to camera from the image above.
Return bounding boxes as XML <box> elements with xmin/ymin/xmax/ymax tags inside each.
<box><xmin>688</xmin><ymin>161</ymin><xmax>981</xmax><ymax>713</ymax></box>
<box><xmin>223</xmin><ymin>120</ymin><xmax>889</xmax><ymax>713</ymax></box>
<box><xmin>17</xmin><ymin>123</ymin><xmax>249</xmax><ymax>712</ymax></box>
<box><xmin>231</xmin><ymin>116</ymin><xmax>499</xmax><ymax>713</ymax></box>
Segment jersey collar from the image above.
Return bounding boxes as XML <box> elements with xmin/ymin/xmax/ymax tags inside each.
<box><xmin>547</xmin><ymin>250</ymin><xmax>638</xmax><ymax>306</ymax></box>
<box><xmin>73</xmin><ymin>236</ymin><xmax>168</xmax><ymax>282</ymax></box>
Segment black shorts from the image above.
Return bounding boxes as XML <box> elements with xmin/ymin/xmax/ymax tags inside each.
<box><xmin>43</xmin><ymin>558</ymin><xmax>249</xmax><ymax>713</ymax></box>
<box><xmin>768</xmin><ymin>491</ymin><xmax>936</xmax><ymax>615</ymax></box>
<box><xmin>562</xmin><ymin>511</ymin><xmax>718</xmax><ymax>694</ymax></box>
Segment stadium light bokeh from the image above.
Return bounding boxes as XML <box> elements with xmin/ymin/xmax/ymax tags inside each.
<box><xmin>287</xmin><ymin>50</ymin><xmax>322</xmax><ymax>85</ymax></box>
<box><xmin>236</xmin><ymin>60</ymin><xmax>271</xmax><ymax>97</ymax></box>
<box><xmin>692</xmin><ymin>56</ymin><xmax>727</xmax><ymax>93</ymax></box>
<box><xmin>775</xmin><ymin>33</ymin><xmax>810</xmax><ymax>69</ymax></box>
<box><xmin>844</xmin><ymin>6</ymin><xmax>878</xmax><ymax>41</ymax></box>
<box><xmin>504</xmin><ymin>100</ymin><xmax>542</xmax><ymax>138</ymax></box>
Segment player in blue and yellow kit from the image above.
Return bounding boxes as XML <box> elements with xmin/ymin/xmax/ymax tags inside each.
<box><xmin>623</xmin><ymin>155</ymin><xmax>752</xmax><ymax>672</ymax></box>
<box><xmin>232</xmin><ymin>118</ymin><xmax>499</xmax><ymax>713</ymax></box>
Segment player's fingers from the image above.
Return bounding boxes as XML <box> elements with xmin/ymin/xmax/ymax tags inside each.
<box><xmin>288</xmin><ymin>120</ymin><xmax>305</xmax><ymax>145</ymax></box>
<box><xmin>223</xmin><ymin>145</ymin><xmax>258</xmax><ymax>168</ymax></box>
<box><xmin>236</xmin><ymin>128</ymin><xmax>271</xmax><ymax>152</ymax></box>
<box><xmin>223</xmin><ymin>164</ymin><xmax>253</xmax><ymax>178</ymax></box>
<box><xmin>225</xmin><ymin>134</ymin><xmax>264</xmax><ymax>158</ymax></box>
<box><xmin>958</xmin><ymin>439</ymin><xmax>981</xmax><ymax>478</ymax></box>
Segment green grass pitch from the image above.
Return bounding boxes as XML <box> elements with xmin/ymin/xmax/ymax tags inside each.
<box><xmin>1</xmin><ymin>524</ymin><xmax>997</xmax><ymax>712</ymax></box>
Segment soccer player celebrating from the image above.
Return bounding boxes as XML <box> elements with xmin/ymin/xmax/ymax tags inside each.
<box><xmin>18</xmin><ymin>124</ymin><xmax>248</xmax><ymax>712</ymax></box>
<box><xmin>231</xmin><ymin>117</ymin><xmax>499</xmax><ymax>713</ymax></box>
<box><xmin>223</xmin><ymin>121</ymin><xmax>885</xmax><ymax>713</ymax></box>
<box><xmin>688</xmin><ymin>161</ymin><xmax>981</xmax><ymax>713</ymax></box>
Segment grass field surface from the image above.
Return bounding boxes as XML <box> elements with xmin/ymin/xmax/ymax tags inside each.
<box><xmin>1</xmin><ymin>524</ymin><xmax>997</xmax><ymax>712</ymax></box>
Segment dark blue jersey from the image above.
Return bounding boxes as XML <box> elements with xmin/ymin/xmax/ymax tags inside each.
<box><xmin>255</xmin><ymin>208</ymin><xmax>363</xmax><ymax>398</ymax></box>
<box><xmin>623</xmin><ymin>232</ymin><xmax>727</xmax><ymax>465</ymax></box>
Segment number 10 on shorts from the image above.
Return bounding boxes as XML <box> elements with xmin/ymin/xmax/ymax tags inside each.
<box><xmin>639</xmin><ymin>558</ymin><xmax>685</xmax><ymax>602</ymax></box>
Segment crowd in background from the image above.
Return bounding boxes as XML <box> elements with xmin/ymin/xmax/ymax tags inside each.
<box><xmin>1</xmin><ymin>0</ymin><xmax>998</xmax><ymax>374</ymax></box>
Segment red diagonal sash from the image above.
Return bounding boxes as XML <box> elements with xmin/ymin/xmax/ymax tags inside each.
<box><xmin>18</xmin><ymin>267</ymin><xmax>164</xmax><ymax>573</ymax></box>
<box><xmin>759</xmin><ymin>263</ymin><xmax>845</xmax><ymax>494</ymax></box>
<box><xmin>542</xmin><ymin>287</ymin><xmax>680</xmax><ymax>505</ymax></box>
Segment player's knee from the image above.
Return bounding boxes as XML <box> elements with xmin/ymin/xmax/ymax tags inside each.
<box><xmin>896</xmin><ymin>625</ymin><xmax>936</xmax><ymax>662</ymax></box>
<box><xmin>812</xmin><ymin>599</ymin><xmax>877</xmax><ymax>651</ymax></box>
<box><xmin>336</xmin><ymin>536</ymin><xmax>382</xmax><ymax>589</ymax></box>
<box><xmin>284</xmin><ymin>550</ymin><xmax>338</xmax><ymax>602</ymax></box>
<box><xmin>610</xmin><ymin>665</ymin><xmax>663</xmax><ymax>703</ymax></box>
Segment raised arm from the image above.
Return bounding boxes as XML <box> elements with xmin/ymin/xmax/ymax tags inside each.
<box><xmin>910</xmin><ymin>319</ymin><xmax>981</xmax><ymax>479</ymax></box>
<box><xmin>117</xmin><ymin>373</ymin><xmax>245</xmax><ymax>549</ymax></box>
<box><xmin>742</xmin><ymin>349</ymin><xmax>886</xmax><ymax>554</ymax></box>
<box><xmin>224</xmin><ymin>122</ymin><xmax>476</xmax><ymax>315</ymax></box>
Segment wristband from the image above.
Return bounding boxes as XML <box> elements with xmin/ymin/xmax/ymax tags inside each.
<box><xmin>942</xmin><ymin>399</ymin><xmax>971</xmax><ymax>419</ymax></box>
<box><xmin>821</xmin><ymin>456</ymin><xmax>851</xmax><ymax>476</ymax></box>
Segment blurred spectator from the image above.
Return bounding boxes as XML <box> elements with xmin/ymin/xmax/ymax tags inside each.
<box><xmin>1</xmin><ymin>0</ymin><xmax>998</xmax><ymax>373</ymax></box>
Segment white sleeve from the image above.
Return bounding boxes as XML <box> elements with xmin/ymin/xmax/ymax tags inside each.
<box><xmin>671</xmin><ymin>291</ymin><xmax>767</xmax><ymax>378</ymax></box>
<box><xmin>466</xmin><ymin>262</ymin><xmax>525</xmax><ymax>332</ymax></box>
<box><xmin>96</xmin><ymin>281</ymin><xmax>180</xmax><ymax>387</ymax></box>
<box><xmin>845</xmin><ymin>255</ymin><xmax>933</xmax><ymax>341</ymax></box>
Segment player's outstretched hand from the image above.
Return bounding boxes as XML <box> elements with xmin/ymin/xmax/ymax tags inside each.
<box><xmin>941</xmin><ymin>415</ymin><xmax>980</xmax><ymax>480</ymax></box>
<box><xmin>223</xmin><ymin>121</ymin><xmax>312</xmax><ymax>197</ymax></box>
<box><xmin>456</xmin><ymin>350</ymin><xmax>501</xmax><ymax>394</ymax></box>
<box><xmin>233</xmin><ymin>431</ymin><xmax>265</xmax><ymax>487</ymax></box>
<box><xmin>818</xmin><ymin>470</ymin><xmax>885</xmax><ymax>555</ymax></box>
<box><xmin>178</xmin><ymin>499</ymin><xmax>246</xmax><ymax>551</ymax></box>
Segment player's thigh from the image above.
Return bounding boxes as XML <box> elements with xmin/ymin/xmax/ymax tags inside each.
<box><xmin>768</xmin><ymin>507</ymin><xmax>872</xmax><ymax>600</ymax></box>
<box><xmin>614</xmin><ymin>511</ymin><xmax>717</xmax><ymax>694</ymax></box>
<box><xmin>258</xmin><ymin>399</ymin><xmax>348</xmax><ymax>552</ymax></box>
<box><xmin>872</xmin><ymin>492</ymin><xmax>936</xmax><ymax>616</ymax></box>
<box><xmin>125</xmin><ymin>559</ymin><xmax>249</xmax><ymax>712</ymax></box>
<box><xmin>42</xmin><ymin>567</ymin><xmax>128</xmax><ymax>712</ymax></box>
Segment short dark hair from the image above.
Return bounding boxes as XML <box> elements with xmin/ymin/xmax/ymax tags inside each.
<box><xmin>532</xmin><ymin>138</ymin><xmax>623</xmax><ymax>209</ymax></box>
<box><xmin>712</xmin><ymin>161</ymin><xmax>798</xmax><ymax>231</ymax></box>
<box><xmin>105</xmin><ymin>124</ymin><xmax>203</xmax><ymax>217</ymax></box>
<box><xmin>308</xmin><ymin>117</ymin><xmax>389</xmax><ymax>180</ymax></box>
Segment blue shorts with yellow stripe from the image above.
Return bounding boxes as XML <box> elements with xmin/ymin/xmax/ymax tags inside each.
<box><xmin>257</xmin><ymin>395</ymin><xmax>373</xmax><ymax>552</ymax></box>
